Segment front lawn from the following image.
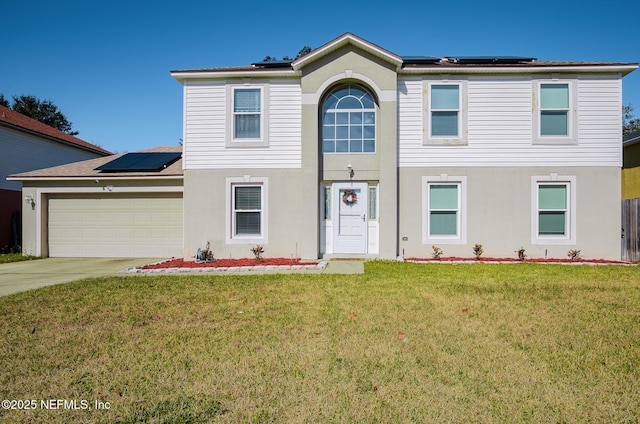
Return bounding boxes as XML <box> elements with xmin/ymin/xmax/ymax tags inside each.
<box><xmin>0</xmin><ymin>262</ymin><xmax>638</xmax><ymax>423</ymax></box>
<box><xmin>0</xmin><ymin>253</ymin><xmax>39</xmax><ymax>264</ymax></box>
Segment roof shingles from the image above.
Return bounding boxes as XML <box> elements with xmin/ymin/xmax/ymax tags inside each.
<box><xmin>8</xmin><ymin>146</ymin><xmax>183</xmax><ymax>180</ymax></box>
<box><xmin>0</xmin><ymin>105</ymin><xmax>111</xmax><ymax>155</ymax></box>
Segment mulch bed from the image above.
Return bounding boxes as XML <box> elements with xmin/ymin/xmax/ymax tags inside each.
<box><xmin>406</xmin><ymin>257</ymin><xmax>633</xmax><ymax>265</ymax></box>
<box><xmin>139</xmin><ymin>256</ymin><xmax>633</xmax><ymax>270</ymax></box>
<box><xmin>141</xmin><ymin>258</ymin><xmax>317</xmax><ymax>269</ymax></box>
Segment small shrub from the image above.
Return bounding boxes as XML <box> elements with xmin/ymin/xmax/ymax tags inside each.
<box><xmin>568</xmin><ymin>249</ymin><xmax>581</xmax><ymax>261</ymax></box>
<box><xmin>473</xmin><ymin>243</ymin><xmax>484</xmax><ymax>260</ymax></box>
<box><xmin>516</xmin><ymin>247</ymin><xmax>527</xmax><ymax>261</ymax></box>
<box><xmin>251</xmin><ymin>244</ymin><xmax>264</xmax><ymax>261</ymax></box>
<box><xmin>431</xmin><ymin>245</ymin><xmax>443</xmax><ymax>259</ymax></box>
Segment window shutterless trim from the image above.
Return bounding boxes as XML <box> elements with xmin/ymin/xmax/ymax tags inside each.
<box><xmin>531</xmin><ymin>175</ymin><xmax>576</xmax><ymax>245</ymax></box>
<box><xmin>226</xmin><ymin>84</ymin><xmax>270</xmax><ymax>148</ymax></box>
<box><xmin>422</xmin><ymin>175</ymin><xmax>467</xmax><ymax>245</ymax></box>
<box><xmin>321</xmin><ymin>85</ymin><xmax>377</xmax><ymax>154</ymax></box>
<box><xmin>368</xmin><ymin>185</ymin><xmax>378</xmax><ymax>221</ymax></box>
<box><xmin>226</xmin><ymin>176</ymin><xmax>269</xmax><ymax>244</ymax></box>
<box><xmin>532</xmin><ymin>78</ymin><xmax>578</xmax><ymax>145</ymax></box>
<box><xmin>423</xmin><ymin>79</ymin><xmax>468</xmax><ymax>146</ymax></box>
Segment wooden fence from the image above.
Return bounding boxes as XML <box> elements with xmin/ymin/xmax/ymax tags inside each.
<box><xmin>621</xmin><ymin>198</ymin><xmax>640</xmax><ymax>262</ymax></box>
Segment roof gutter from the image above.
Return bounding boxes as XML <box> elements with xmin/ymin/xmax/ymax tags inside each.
<box><xmin>7</xmin><ymin>175</ymin><xmax>184</xmax><ymax>182</ymax></box>
<box><xmin>171</xmin><ymin>69</ymin><xmax>299</xmax><ymax>82</ymax></box>
<box><xmin>399</xmin><ymin>64</ymin><xmax>638</xmax><ymax>76</ymax></box>
<box><xmin>623</xmin><ymin>137</ymin><xmax>640</xmax><ymax>148</ymax></box>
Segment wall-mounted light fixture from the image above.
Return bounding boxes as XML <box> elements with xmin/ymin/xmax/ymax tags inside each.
<box><xmin>24</xmin><ymin>194</ymin><xmax>35</xmax><ymax>210</ymax></box>
<box><xmin>347</xmin><ymin>163</ymin><xmax>354</xmax><ymax>179</ymax></box>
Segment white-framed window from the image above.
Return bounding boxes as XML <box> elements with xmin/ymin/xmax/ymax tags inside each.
<box><xmin>323</xmin><ymin>185</ymin><xmax>332</xmax><ymax>220</ymax></box>
<box><xmin>322</xmin><ymin>85</ymin><xmax>376</xmax><ymax>153</ymax></box>
<box><xmin>533</xmin><ymin>79</ymin><xmax>577</xmax><ymax>145</ymax></box>
<box><xmin>531</xmin><ymin>175</ymin><xmax>576</xmax><ymax>245</ymax></box>
<box><xmin>368</xmin><ymin>186</ymin><xmax>377</xmax><ymax>221</ymax></box>
<box><xmin>424</xmin><ymin>80</ymin><xmax>468</xmax><ymax>145</ymax></box>
<box><xmin>226</xmin><ymin>85</ymin><xmax>269</xmax><ymax>147</ymax></box>
<box><xmin>226</xmin><ymin>176</ymin><xmax>268</xmax><ymax>243</ymax></box>
<box><xmin>422</xmin><ymin>176</ymin><xmax>467</xmax><ymax>244</ymax></box>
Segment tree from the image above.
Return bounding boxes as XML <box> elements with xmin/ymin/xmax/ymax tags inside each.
<box><xmin>295</xmin><ymin>46</ymin><xmax>312</xmax><ymax>60</ymax></box>
<box><xmin>262</xmin><ymin>46</ymin><xmax>313</xmax><ymax>63</ymax></box>
<box><xmin>0</xmin><ymin>94</ymin><xmax>78</xmax><ymax>135</ymax></box>
<box><xmin>624</xmin><ymin>103</ymin><xmax>640</xmax><ymax>136</ymax></box>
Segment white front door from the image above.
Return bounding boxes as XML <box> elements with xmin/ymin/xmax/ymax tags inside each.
<box><xmin>333</xmin><ymin>182</ymin><xmax>368</xmax><ymax>254</ymax></box>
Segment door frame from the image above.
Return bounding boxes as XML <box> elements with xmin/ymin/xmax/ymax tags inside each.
<box><xmin>332</xmin><ymin>181</ymin><xmax>368</xmax><ymax>254</ymax></box>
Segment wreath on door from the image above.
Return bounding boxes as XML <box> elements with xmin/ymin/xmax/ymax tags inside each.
<box><xmin>342</xmin><ymin>189</ymin><xmax>358</xmax><ymax>205</ymax></box>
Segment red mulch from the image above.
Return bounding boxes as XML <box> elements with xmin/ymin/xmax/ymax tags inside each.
<box><xmin>141</xmin><ymin>258</ymin><xmax>317</xmax><ymax>269</ymax></box>
<box><xmin>406</xmin><ymin>257</ymin><xmax>631</xmax><ymax>264</ymax></box>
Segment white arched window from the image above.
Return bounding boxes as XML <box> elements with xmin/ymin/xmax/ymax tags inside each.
<box><xmin>322</xmin><ymin>86</ymin><xmax>376</xmax><ymax>153</ymax></box>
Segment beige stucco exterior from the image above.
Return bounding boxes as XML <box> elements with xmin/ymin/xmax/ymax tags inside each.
<box><xmin>299</xmin><ymin>47</ymin><xmax>399</xmax><ymax>259</ymax></box>
<box><xmin>183</xmin><ymin>168</ymin><xmax>306</xmax><ymax>259</ymax></box>
<box><xmin>399</xmin><ymin>167</ymin><xmax>621</xmax><ymax>260</ymax></box>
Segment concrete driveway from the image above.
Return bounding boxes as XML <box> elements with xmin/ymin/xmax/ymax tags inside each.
<box><xmin>0</xmin><ymin>258</ymin><xmax>165</xmax><ymax>297</ymax></box>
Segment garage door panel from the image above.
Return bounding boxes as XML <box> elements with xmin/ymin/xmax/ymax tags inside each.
<box><xmin>48</xmin><ymin>194</ymin><xmax>183</xmax><ymax>258</ymax></box>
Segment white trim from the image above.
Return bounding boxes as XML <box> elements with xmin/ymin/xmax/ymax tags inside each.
<box><xmin>36</xmin><ymin>188</ymin><xmax>42</xmax><ymax>256</ymax></box>
<box><xmin>422</xmin><ymin>175</ymin><xmax>467</xmax><ymax>245</ymax></box>
<box><xmin>399</xmin><ymin>64</ymin><xmax>637</xmax><ymax>76</ymax></box>
<box><xmin>332</xmin><ymin>181</ymin><xmax>369</xmax><ymax>254</ymax></box>
<box><xmin>226</xmin><ymin>84</ymin><xmax>270</xmax><ymax>148</ymax></box>
<box><xmin>9</xmin><ymin>176</ymin><xmax>183</xmax><ymax>182</ymax></box>
<box><xmin>33</xmin><ymin>186</ymin><xmax>183</xmax><ymax>194</ymax></box>
<box><xmin>531</xmin><ymin>175</ymin><xmax>577</xmax><ymax>245</ymax></box>
<box><xmin>423</xmin><ymin>79</ymin><xmax>468</xmax><ymax>146</ymax></box>
<box><xmin>532</xmin><ymin>78</ymin><xmax>578</xmax><ymax>145</ymax></box>
<box><xmin>171</xmin><ymin>69</ymin><xmax>298</xmax><ymax>81</ymax></box>
<box><xmin>225</xmin><ymin>176</ymin><xmax>269</xmax><ymax>245</ymax></box>
<box><xmin>321</xmin><ymin>85</ymin><xmax>377</xmax><ymax>154</ymax></box>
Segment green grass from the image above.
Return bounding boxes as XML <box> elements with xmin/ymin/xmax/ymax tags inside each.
<box><xmin>0</xmin><ymin>253</ymin><xmax>40</xmax><ymax>264</ymax></box>
<box><xmin>0</xmin><ymin>262</ymin><xmax>639</xmax><ymax>423</ymax></box>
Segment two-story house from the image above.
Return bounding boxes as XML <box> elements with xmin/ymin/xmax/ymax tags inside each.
<box><xmin>12</xmin><ymin>33</ymin><xmax>637</xmax><ymax>260</ymax></box>
<box><xmin>171</xmin><ymin>33</ymin><xmax>636</xmax><ymax>261</ymax></box>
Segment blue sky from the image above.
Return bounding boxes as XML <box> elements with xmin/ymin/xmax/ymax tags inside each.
<box><xmin>2</xmin><ymin>0</ymin><xmax>639</xmax><ymax>153</ymax></box>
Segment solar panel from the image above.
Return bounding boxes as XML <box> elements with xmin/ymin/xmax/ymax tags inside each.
<box><xmin>445</xmin><ymin>56</ymin><xmax>536</xmax><ymax>64</ymax></box>
<box><xmin>402</xmin><ymin>56</ymin><xmax>440</xmax><ymax>65</ymax></box>
<box><xmin>251</xmin><ymin>60</ymin><xmax>293</xmax><ymax>68</ymax></box>
<box><xmin>95</xmin><ymin>152</ymin><xmax>181</xmax><ymax>172</ymax></box>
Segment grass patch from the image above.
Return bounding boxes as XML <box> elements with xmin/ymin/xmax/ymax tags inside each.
<box><xmin>0</xmin><ymin>253</ymin><xmax>40</xmax><ymax>264</ymax></box>
<box><xmin>0</xmin><ymin>262</ymin><xmax>638</xmax><ymax>422</ymax></box>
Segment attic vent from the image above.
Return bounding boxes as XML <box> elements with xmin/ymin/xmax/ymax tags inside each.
<box><xmin>95</xmin><ymin>152</ymin><xmax>181</xmax><ymax>172</ymax></box>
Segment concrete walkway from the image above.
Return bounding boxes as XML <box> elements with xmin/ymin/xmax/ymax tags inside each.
<box><xmin>323</xmin><ymin>260</ymin><xmax>365</xmax><ymax>274</ymax></box>
<box><xmin>0</xmin><ymin>258</ymin><xmax>165</xmax><ymax>297</ymax></box>
<box><xmin>0</xmin><ymin>258</ymin><xmax>365</xmax><ymax>297</ymax></box>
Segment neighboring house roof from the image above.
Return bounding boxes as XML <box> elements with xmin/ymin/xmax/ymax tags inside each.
<box><xmin>0</xmin><ymin>105</ymin><xmax>111</xmax><ymax>156</ymax></box>
<box><xmin>8</xmin><ymin>146</ymin><xmax>183</xmax><ymax>181</ymax></box>
<box><xmin>171</xmin><ymin>33</ymin><xmax>638</xmax><ymax>79</ymax></box>
<box><xmin>624</xmin><ymin>130</ymin><xmax>640</xmax><ymax>147</ymax></box>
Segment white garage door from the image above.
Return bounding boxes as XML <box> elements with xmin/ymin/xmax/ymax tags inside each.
<box><xmin>48</xmin><ymin>193</ymin><xmax>183</xmax><ymax>258</ymax></box>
